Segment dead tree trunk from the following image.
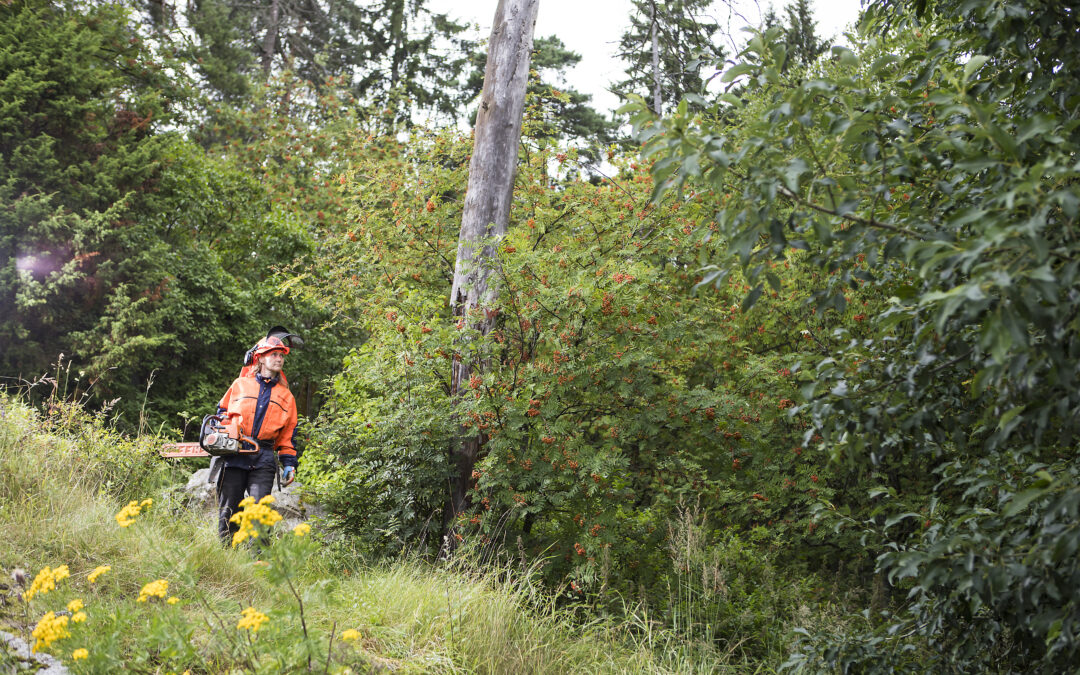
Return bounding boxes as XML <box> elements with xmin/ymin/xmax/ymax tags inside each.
<box><xmin>445</xmin><ymin>0</ymin><xmax>538</xmax><ymax>538</ymax></box>
<box><xmin>261</xmin><ymin>0</ymin><xmax>281</xmax><ymax>78</ymax></box>
<box><xmin>650</xmin><ymin>0</ymin><xmax>663</xmax><ymax>115</ymax></box>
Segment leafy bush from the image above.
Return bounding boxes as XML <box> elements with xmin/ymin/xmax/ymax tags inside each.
<box><xmin>287</xmin><ymin>126</ymin><xmax>876</xmax><ymax>665</ymax></box>
<box><xmin>632</xmin><ymin>0</ymin><xmax>1080</xmax><ymax>669</ymax></box>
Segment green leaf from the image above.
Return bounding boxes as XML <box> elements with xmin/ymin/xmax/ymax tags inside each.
<box><xmin>782</xmin><ymin>158</ymin><xmax>809</xmax><ymax>192</ymax></box>
<box><xmin>765</xmin><ymin>272</ymin><xmax>781</xmax><ymax>292</ymax></box>
<box><xmin>721</xmin><ymin>63</ymin><xmax>755</xmax><ymax>83</ymax></box>
<box><xmin>963</xmin><ymin>55</ymin><xmax>989</xmax><ymax>83</ymax></box>
<box><xmin>996</xmin><ymin>405</ymin><xmax>1025</xmax><ymax>431</ymax></box>
<box><xmin>741</xmin><ymin>284</ymin><xmax>764</xmax><ymax>312</ymax></box>
<box><xmin>831</xmin><ymin>46</ymin><xmax>859</xmax><ymax>67</ymax></box>
<box><xmin>1002</xmin><ymin>488</ymin><xmax>1045</xmax><ymax>517</ymax></box>
<box><xmin>885</xmin><ymin>514</ymin><xmax>920</xmax><ymax>529</ymax></box>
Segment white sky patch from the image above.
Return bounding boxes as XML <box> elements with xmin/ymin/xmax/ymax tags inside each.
<box><xmin>428</xmin><ymin>0</ymin><xmax>864</xmax><ymax>117</ymax></box>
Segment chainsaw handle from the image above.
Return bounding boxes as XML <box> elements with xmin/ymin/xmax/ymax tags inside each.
<box><xmin>199</xmin><ymin>414</ymin><xmax>223</xmax><ymax>453</ymax></box>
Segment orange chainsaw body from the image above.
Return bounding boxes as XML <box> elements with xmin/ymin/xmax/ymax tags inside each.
<box><xmin>162</xmin><ymin>412</ymin><xmax>258</xmax><ymax>458</ymax></box>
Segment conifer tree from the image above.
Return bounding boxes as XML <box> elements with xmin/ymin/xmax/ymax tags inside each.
<box><xmin>182</xmin><ymin>0</ymin><xmax>475</xmax><ymax>123</ymax></box>
<box><xmin>780</xmin><ymin>0</ymin><xmax>828</xmax><ymax>69</ymax></box>
<box><xmin>613</xmin><ymin>0</ymin><xmax>724</xmax><ymax>115</ymax></box>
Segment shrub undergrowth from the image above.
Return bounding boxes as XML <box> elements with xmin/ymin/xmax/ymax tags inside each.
<box><xmin>2</xmin><ymin>394</ymin><xmax>785</xmax><ymax>673</ymax></box>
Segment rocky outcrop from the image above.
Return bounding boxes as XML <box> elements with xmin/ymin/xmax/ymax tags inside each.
<box><xmin>1</xmin><ymin>630</ymin><xmax>69</xmax><ymax>674</ymax></box>
<box><xmin>182</xmin><ymin>469</ymin><xmax>324</xmax><ymax>531</ymax></box>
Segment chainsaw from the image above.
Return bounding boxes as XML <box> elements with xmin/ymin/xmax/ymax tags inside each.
<box><xmin>198</xmin><ymin>412</ymin><xmax>259</xmax><ymax>456</ymax></box>
<box><xmin>160</xmin><ymin>413</ymin><xmax>260</xmax><ymax>458</ymax></box>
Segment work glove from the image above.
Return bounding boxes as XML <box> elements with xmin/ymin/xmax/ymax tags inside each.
<box><xmin>281</xmin><ymin>466</ymin><xmax>296</xmax><ymax>486</ymax></box>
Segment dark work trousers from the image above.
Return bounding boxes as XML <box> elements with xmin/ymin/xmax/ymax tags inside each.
<box><xmin>217</xmin><ymin>466</ymin><xmax>276</xmax><ymax>545</ymax></box>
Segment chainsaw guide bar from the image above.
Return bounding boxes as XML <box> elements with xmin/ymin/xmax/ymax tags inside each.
<box><xmin>161</xmin><ymin>442</ymin><xmax>209</xmax><ymax>458</ymax></box>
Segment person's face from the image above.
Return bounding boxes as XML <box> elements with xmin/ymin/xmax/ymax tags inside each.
<box><xmin>260</xmin><ymin>349</ymin><xmax>286</xmax><ymax>375</ymax></box>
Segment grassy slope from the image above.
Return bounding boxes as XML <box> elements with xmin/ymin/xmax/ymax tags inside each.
<box><xmin>0</xmin><ymin>397</ymin><xmax>733</xmax><ymax>674</ymax></box>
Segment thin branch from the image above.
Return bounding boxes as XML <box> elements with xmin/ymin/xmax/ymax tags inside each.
<box><xmin>777</xmin><ymin>184</ymin><xmax>923</xmax><ymax>239</ymax></box>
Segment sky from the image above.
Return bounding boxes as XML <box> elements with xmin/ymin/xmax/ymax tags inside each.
<box><xmin>427</xmin><ymin>0</ymin><xmax>866</xmax><ymax>116</ymax></box>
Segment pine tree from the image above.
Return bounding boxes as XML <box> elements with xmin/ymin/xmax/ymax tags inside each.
<box><xmin>613</xmin><ymin>0</ymin><xmax>725</xmax><ymax>115</ymax></box>
<box><xmin>780</xmin><ymin>0</ymin><xmax>828</xmax><ymax>70</ymax></box>
<box><xmin>181</xmin><ymin>0</ymin><xmax>475</xmax><ymax>123</ymax></box>
<box><xmin>0</xmin><ymin>0</ymin><xmax>177</xmax><ymax>380</ymax></box>
<box><xmin>0</xmin><ymin>0</ymin><xmax>270</xmax><ymax>426</ymax></box>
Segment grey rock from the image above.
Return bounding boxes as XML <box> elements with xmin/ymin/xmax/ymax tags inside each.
<box><xmin>181</xmin><ymin>469</ymin><xmax>325</xmax><ymax>532</ymax></box>
<box><xmin>1</xmin><ymin>630</ymin><xmax>70</xmax><ymax>674</ymax></box>
<box><xmin>185</xmin><ymin>468</ymin><xmax>216</xmax><ymax>508</ymax></box>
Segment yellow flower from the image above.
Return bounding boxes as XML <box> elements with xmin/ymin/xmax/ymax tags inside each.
<box><xmin>31</xmin><ymin>611</ymin><xmax>70</xmax><ymax>652</ymax></box>
<box><xmin>236</xmin><ymin>606</ymin><xmax>269</xmax><ymax>632</ymax></box>
<box><xmin>72</xmin><ymin>648</ymin><xmax>89</xmax><ymax>661</ymax></box>
<box><xmin>340</xmin><ymin>628</ymin><xmax>361</xmax><ymax>642</ymax></box>
<box><xmin>140</xmin><ymin>498</ymin><xmax>153</xmax><ymax>509</ymax></box>
<box><xmin>22</xmin><ymin>565</ymin><xmax>70</xmax><ymax>601</ymax></box>
<box><xmin>293</xmin><ymin>523</ymin><xmax>311</xmax><ymax>537</ymax></box>
<box><xmin>66</xmin><ymin>598</ymin><xmax>84</xmax><ymax>613</ymax></box>
<box><xmin>167</xmin><ymin>596</ymin><xmax>179</xmax><ymax>605</ymax></box>
<box><xmin>136</xmin><ymin>579</ymin><xmax>169</xmax><ymax>603</ymax></box>
<box><xmin>72</xmin><ymin>612</ymin><xmax>87</xmax><ymax>623</ymax></box>
<box><xmin>229</xmin><ymin>498</ymin><xmax>283</xmax><ymax>547</ymax></box>
<box><xmin>87</xmin><ymin>565</ymin><xmax>111</xmax><ymax>583</ymax></box>
<box><xmin>115</xmin><ymin>500</ymin><xmax>142</xmax><ymax>527</ymax></box>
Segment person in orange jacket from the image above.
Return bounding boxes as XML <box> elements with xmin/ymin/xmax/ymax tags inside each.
<box><xmin>213</xmin><ymin>334</ymin><xmax>299</xmax><ymax>545</ymax></box>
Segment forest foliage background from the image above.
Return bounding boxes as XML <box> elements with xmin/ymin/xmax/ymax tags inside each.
<box><xmin>2</xmin><ymin>0</ymin><xmax>1079</xmax><ymax>671</ymax></box>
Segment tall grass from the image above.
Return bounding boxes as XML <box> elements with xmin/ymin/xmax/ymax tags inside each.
<box><xmin>0</xmin><ymin>395</ymin><xmax>750</xmax><ymax>673</ymax></box>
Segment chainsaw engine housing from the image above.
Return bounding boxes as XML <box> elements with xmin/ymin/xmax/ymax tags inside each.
<box><xmin>199</xmin><ymin>413</ymin><xmax>258</xmax><ymax>457</ymax></box>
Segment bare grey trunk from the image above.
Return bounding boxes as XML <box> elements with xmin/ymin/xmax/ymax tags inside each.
<box><xmin>389</xmin><ymin>0</ymin><xmax>406</xmax><ymax>91</ymax></box>
<box><xmin>651</xmin><ymin>2</ymin><xmax>662</xmax><ymax>115</ymax></box>
<box><xmin>261</xmin><ymin>0</ymin><xmax>281</xmax><ymax>78</ymax></box>
<box><xmin>445</xmin><ymin>0</ymin><xmax>538</xmax><ymax>537</ymax></box>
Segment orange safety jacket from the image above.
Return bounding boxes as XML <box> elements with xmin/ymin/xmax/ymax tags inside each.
<box><xmin>216</xmin><ymin>374</ymin><xmax>298</xmax><ymax>466</ymax></box>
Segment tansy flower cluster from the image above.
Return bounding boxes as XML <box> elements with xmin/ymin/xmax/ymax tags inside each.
<box><xmin>293</xmin><ymin>522</ymin><xmax>311</xmax><ymax>537</ymax></box>
<box><xmin>66</xmin><ymin>598</ymin><xmax>87</xmax><ymax>623</ymax></box>
<box><xmin>22</xmin><ymin>565</ymin><xmax>70</xmax><ymax>601</ymax></box>
<box><xmin>87</xmin><ymin>565</ymin><xmax>111</xmax><ymax>583</ymax></box>
<box><xmin>229</xmin><ymin>495</ymin><xmax>282</xmax><ymax>547</ymax></box>
<box><xmin>237</xmin><ymin>606</ymin><xmax>269</xmax><ymax>632</ymax></box>
<box><xmin>72</xmin><ymin>648</ymin><xmax>89</xmax><ymax>661</ymax></box>
<box><xmin>340</xmin><ymin>629</ymin><xmax>361</xmax><ymax>642</ymax></box>
<box><xmin>31</xmin><ymin>611</ymin><xmax>69</xmax><ymax>653</ymax></box>
<box><xmin>115</xmin><ymin>499</ymin><xmax>153</xmax><ymax>527</ymax></box>
<box><xmin>137</xmin><ymin>579</ymin><xmax>169</xmax><ymax>602</ymax></box>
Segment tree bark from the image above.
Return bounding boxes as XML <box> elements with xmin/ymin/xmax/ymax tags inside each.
<box><xmin>650</xmin><ymin>1</ymin><xmax>663</xmax><ymax>115</ymax></box>
<box><xmin>261</xmin><ymin>0</ymin><xmax>281</xmax><ymax>78</ymax></box>
<box><xmin>445</xmin><ymin>0</ymin><xmax>538</xmax><ymax>539</ymax></box>
<box><xmin>389</xmin><ymin>0</ymin><xmax>407</xmax><ymax>91</ymax></box>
